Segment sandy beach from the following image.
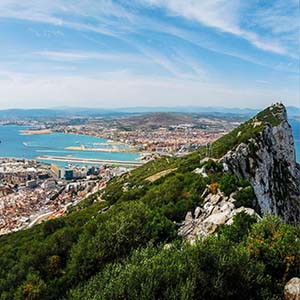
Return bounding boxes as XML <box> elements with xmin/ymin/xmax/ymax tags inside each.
<box><xmin>20</xmin><ymin>129</ymin><xmax>53</xmax><ymax>135</ymax></box>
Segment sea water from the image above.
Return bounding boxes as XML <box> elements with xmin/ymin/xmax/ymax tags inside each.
<box><xmin>0</xmin><ymin>125</ymin><xmax>139</xmax><ymax>166</ymax></box>
<box><xmin>0</xmin><ymin>122</ymin><xmax>299</xmax><ymax>166</ymax></box>
<box><xmin>290</xmin><ymin>120</ymin><xmax>300</xmax><ymax>163</ymax></box>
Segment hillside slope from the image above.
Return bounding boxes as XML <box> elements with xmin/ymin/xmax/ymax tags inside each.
<box><xmin>0</xmin><ymin>104</ymin><xmax>299</xmax><ymax>300</ymax></box>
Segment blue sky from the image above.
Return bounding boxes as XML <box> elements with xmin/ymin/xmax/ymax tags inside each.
<box><xmin>0</xmin><ymin>0</ymin><xmax>298</xmax><ymax>108</ymax></box>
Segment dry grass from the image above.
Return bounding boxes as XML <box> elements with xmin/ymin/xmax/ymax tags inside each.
<box><xmin>145</xmin><ymin>168</ymin><xmax>177</xmax><ymax>183</ymax></box>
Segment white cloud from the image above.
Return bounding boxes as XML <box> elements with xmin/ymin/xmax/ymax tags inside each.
<box><xmin>251</xmin><ymin>0</ymin><xmax>299</xmax><ymax>35</ymax></box>
<box><xmin>33</xmin><ymin>49</ymin><xmax>207</xmax><ymax>81</ymax></box>
<box><xmin>0</xmin><ymin>0</ymin><xmax>295</xmax><ymax>56</ymax></box>
<box><xmin>248</xmin><ymin>0</ymin><xmax>299</xmax><ymax>53</ymax></box>
<box><xmin>134</xmin><ymin>22</ymin><xmax>297</xmax><ymax>73</ymax></box>
<box><xmin>0</xmin><ymin>71</ymin><xmax>297</xmax><ymax>109</ymax></box>
<box><xmin>0</xmin><ymin>0</ymin><xmax>136</xmax><ymax>37</ymax></box>
<box><xmin>140</xmin><ymin>0</ymin><xmax>292</xmax><ymax>55</ymax></box>
<box><xmin>144</xmin><ymin>0</ymin><xmax>241</xmax><ymax>33</ymax></box>
<box><xmin>0</xmin><ymin>0</ymin><xmax>297</xmax><ymax>109</ymax></box>
<box><xmin>34</xmin><ymin>51</ymin><xmax>142</xmax><ymax>62</ymax></box>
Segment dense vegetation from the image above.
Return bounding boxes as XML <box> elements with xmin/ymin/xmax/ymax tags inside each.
<box><xmin>69</xmin><ymin>215</ymin><xmax>300</xmax><ymax>300</ymax></box>
<box><xmin>0</xmin><ymin>104</ymin><xmax>299</xmax><ymax>300</ymax></box>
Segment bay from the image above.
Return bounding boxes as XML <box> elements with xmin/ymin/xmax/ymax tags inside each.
<box><xmin>0</xmin><ymin>125</ymin><xmax>140</xmax><ymax>167</ymax></box>
<box><xmin>0</xmin><ymin>121</ymin><xmax>299</xmax><ymax>166</ymax></box>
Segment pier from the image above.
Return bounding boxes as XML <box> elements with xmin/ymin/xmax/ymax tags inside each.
<box><xmin>37</xmin><ymin>155</ymin><xmax>145</xmax><ymax>167</ymax></box>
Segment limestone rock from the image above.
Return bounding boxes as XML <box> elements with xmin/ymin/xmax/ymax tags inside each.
<box><xmin>179</xmin><ymin>104</ymin><xmax>299</xmax><ymax>242</ymax></box>
<box><xmin>203</xmin><ymin>212</ymin><xmax>229</xmax><ymax>225</ymax></box>
<box><xmin>284</xmin><ymin>278</ymin><xmax>300</xmax><ymax>300</ymax></box>
<box><xmin>204</xmin><ymin>193</ymin><xmax>222</xmax><ymax>205</ymax></box>
<box><xmin>193</xmin><ymin>167</ymin><xmax>208</xmax><ymax>177</ymax></box>
<box><xmin>194</xmin><ymin>206</ymin><xmax>202</xmax><ymax>219</ymax></box>
<box><xmin>201</xmin><ymin>187</ymin><xmax>210</xmax><ymax>199</ymax></box>
<box><xmin>185</xmin><ymin>211</ymin><xmax>193</xmax><ymax>222</ymax></box>
<box><xmin>178</xmin><ymin>190</ymin><xmax>260</xmax><ymax>242</ymax></box>
<box><xmin>221</xmin><ymin>104</ymin><xmax>300</xmax><ymax>224</ymax></box>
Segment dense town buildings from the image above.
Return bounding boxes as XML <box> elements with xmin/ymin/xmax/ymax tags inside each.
<box><xmin>0</xmin><ymin>112</ymin><xmax>242</xmax><ymax>235</ymax></box>
<box><xmin>55</xmin><ymin>120</ymin><xmax>236</xmax><ymax>154</ymax></box>
<box><xmin>0</xmin><ymin>158</ymin><xmax>128</xmax><ymax>235</ymax></box>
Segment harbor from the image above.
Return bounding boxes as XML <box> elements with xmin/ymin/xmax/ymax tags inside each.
<box><xmin>0</xmin><ymin>125</ymin><xmax>141</xmax><ymax>167</ymax></box>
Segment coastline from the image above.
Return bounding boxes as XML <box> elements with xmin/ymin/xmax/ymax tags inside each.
<box><xmin>0</xmin><ymin>125</ymin><xmax>141</xmax><ymax>167</ymax></box>
<box><xmin>20</xmin><ymin>129</ymin><xmax>53</xmax><ymax>135</ymax></box>
<box><xmin>55</xmin><ymin>130</ymin><xmax>133</xmax><ymax>151</ymax></box>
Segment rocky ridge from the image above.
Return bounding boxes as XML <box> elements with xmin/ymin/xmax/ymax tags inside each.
<box><xmin>178</xmin><ymin>188</ymin><xmax>259</xmax><ymax>242</ymax></box>
<box><xmin>179</xmin><ymin>103</ymin><xmax>300</xmax><ymax>241</ymax></box>
<box><xmin>222</xmin><ymin>103</ymin><xmax>300</xmax><ymax>224</ymax></box>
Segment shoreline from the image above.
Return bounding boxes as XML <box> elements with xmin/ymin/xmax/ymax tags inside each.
<box><xmin>20</xmin><ymin>129</ymin><xmax>53</xmax><ymax>135</ymax></box>
<box><xmin>0</xmin><ymin>125</ymin><xmax>142</xmax><ymax>167</ymax></box>
<box><xmin>19</xmin><ymin>127</ymin><xmax>138</xmax><ymax>154</ymax></box>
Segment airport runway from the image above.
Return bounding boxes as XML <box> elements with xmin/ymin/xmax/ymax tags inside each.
<box><xmin>37</xmin><ymin>155</ymin><xmax>144</xmax><ymax>167</ymax></box>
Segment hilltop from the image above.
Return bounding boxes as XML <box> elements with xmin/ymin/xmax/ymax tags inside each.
<box><xmin>0</xmin><ymin>104</ymin><xmax>299</xmax><ymax>300</ymax></box>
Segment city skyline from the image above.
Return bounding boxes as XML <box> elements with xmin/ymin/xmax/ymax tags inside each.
<box><xmin>0</xmin><ymin>0</ymin><xmax>299</xmax><ymax>109</ymax></box>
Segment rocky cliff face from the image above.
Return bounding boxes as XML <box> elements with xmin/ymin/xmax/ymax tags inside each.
<box><xmin>221</xmin><ymin>103</ymin><xmax>300</xmax><ymax>224</ymax></box>
<box><xmin>179</xmin><ymin>103</ymin><xmax>300</xmax><ymax>241</ymax></box>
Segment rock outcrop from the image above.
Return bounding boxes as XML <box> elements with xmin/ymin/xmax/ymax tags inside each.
<box><xmin>284</xmin><ymin>278</ymin><xmax>300</xmax><ymax>300</ymax></box>
<box><xmin>178</xmin><ymin>189</ymin><xmax>260</xmax><ymax>242</ymax></box>
<box><xmin>179</xmin><ymin>103</ymin><xmax>300</xmax><ymax>241</ymax></box>
<box><xmin>221</xmin><ymin>103</ymin><xmax>300</xmax><ymax>224</ymax></box>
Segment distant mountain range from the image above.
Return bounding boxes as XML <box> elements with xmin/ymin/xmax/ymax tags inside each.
<box><xmin>0</xmin><ymin>106</ymin><xmax>298</xmax><ymax>120</ymax></box>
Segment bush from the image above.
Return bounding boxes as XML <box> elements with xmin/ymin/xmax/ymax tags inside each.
<box><xmin>219</xmin><ymin>174</ymin><xmax>238</xmax><ymax>196</ymax></box>
<box><xmin>15</xmin><ymin>273</ymin><xmax>47</xmax><ymax>300</ymax></box>
<box><xmin>66</xmin><ymin>202</ymin><xmax>148</xmax><ymax>283</ymax></box>
<box><xmin>246</xmin><ymin>216</ymin><xmax>300</xmax><ymax>293</ymax></box>
<box><xmin>69</xmin><ymin>237</ymin><xmax>272</xmax><ymax>300</ymax></box>
<box><xmin>235</xmin><ymin>186</ymin><xmax>260</xmax><ymax>214</ymax></box>
<box><xmin>218</xmin><ymin>212</ymin><xmax>258</xmax><ymax>243</ymax></box>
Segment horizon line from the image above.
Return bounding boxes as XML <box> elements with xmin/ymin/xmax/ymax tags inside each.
<box><xmin>0</xmin><ymin>104</ymin><xmax>299</xmax><ymax>112</ymax></box>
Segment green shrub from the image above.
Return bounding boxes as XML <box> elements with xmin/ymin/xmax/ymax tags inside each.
<box><xmin>69</xmin><ymin>237</ymin><xmax>272</xmax><ymax>300</ymax></box>
<box><xmin>247</xmin><ymin>216</ymin><xmax>300</xmax><ymax>293</ymax></box>
<box><xmin>218</xmin><ymin>212</ymin><xmax>258</xmax><ymax>243</ymax></box>
<box><xmin>219</xmin><ymin>174</ymin><xmax>239</xmax><ymax>196</ymax></box>
<box><xmin>235</xmin><ymin>186</ymin><xmax>260</xmax><ymax>214</ymax></box>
